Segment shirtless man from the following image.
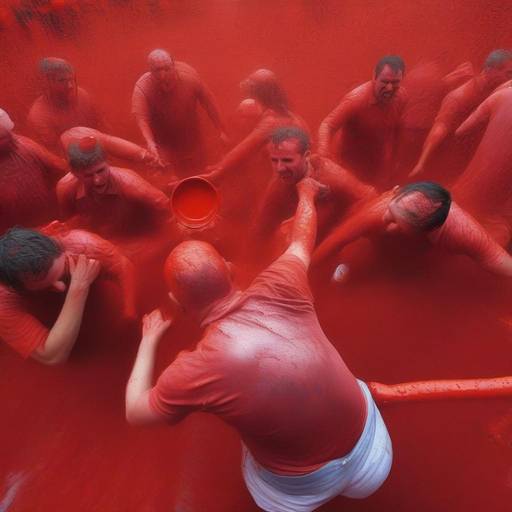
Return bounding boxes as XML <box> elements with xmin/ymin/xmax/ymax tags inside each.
<box><xmin>125</xmin><ymin>178</ymin><xmax>392</xmax><ymax>512</ymax></box>
<box><xmin>318</xmin><ymin>55</ymin><xmax>406</xmax><ymax>188</ymax></box>
<box><xmin>57</xmin><ymin>137</ymin><xmax>170</xmax><ymax>241</ymax></box>
<box><xmin>253</xmin><ymin>126</ymin><xmax>375</xmax><ymax>244</ymax></box>
<box><xmin>27</xmin><ymin>58</ymin><xmax>102</xmax><ymax>153</ymax></box>
<box><xmin>452</xmin><ymin>86</ymin><xmax>512</xmax><ymax>246</ymax></box>
<box><xmin>410</xmin><ymin>49</ymin><xmax>512</xmax><ymax>178</ymax></box>
<box><xmin>313</xmin><ymin>181</ymin><xmax>512</xmax><ymax>280</ymax></box>
<box><xmin>0</xmin><ymin>108</ymin><xmax>68</xmax><ymax>234</ymax></box>
<box><xmin>0</xmin><ymin>226</ymin><xmax>136</xmax><ymax>363</ymax></box>
<box><xmin>132</xmin><ymin>49</ymin><xmax>227</xmax><ymax>174</ymax></box>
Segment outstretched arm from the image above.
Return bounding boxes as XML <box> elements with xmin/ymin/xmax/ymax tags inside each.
<box><xmin>197</xmin><ymin>82</ymin><xmax>228</xmax><ymax>142</ymax></box>
<box><xmin>455</xmin><ymin>93</ymin><xmax>496</xmax><ymax>138</ymax></box>
<box><xmin>312</xmin><ymin>194</ymin><xmax>388</xmax><ymax>266</ymax></box>
<box><xmin>126</xmin><ymin>309</ymin><xmax>171</xmax><ymax>425</ymax></box>
<box><xmin>317</xmin><ymin>97</ymin><xmax>353</xmax><ymax>158</ymax></box>
<box><xmin>409</xmin><ymin>120</ymin><xmax>449</xmax><ymax>177</ymax></box>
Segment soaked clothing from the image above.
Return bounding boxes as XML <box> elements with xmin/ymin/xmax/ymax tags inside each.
<box><xmin>0</xmin><ymin>229</ymin><xmax>128</xmax><ymax>358</ymax></box>
<box><xmin>242</xmin><ymin>381</ymin><xmax>392</xmax><ymax>512</ymax></box>
<box><xmin>318</xmin><ymin>81</ymin><xmax>406</xmax><ymax>187</ymax></box>
<box><xmin>0</xmin><ymin>134</ymin><xmax>66</xmax><ymax>234</ymax></box>
<box><xmin>56</xmin><ymin>166</ymin><xmax>170</xmax><ymax>239</ymax></box>
<box><xmin>132</xmin><ymin>61</ymin><xmax>220</xmax><ymax>170</ymax></box>
<box><xmin>27</xmin><ymin>88</ymin><xmax>101</xmax><ymax>152</ymax></box>
<box><xmin>255</xmin><ymin>155</ymin><xmax>375</xmax><ymax>240</ymax></box>
<box><xmin>150</xmin><ymin>254</ymin><xmax>366</xmax><ymax>475</ymax></box>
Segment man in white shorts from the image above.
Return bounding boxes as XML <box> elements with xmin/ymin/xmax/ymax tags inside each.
<box><xmin>125</xmin><ymin>177</ymin><xmax>392</xmax><ymax>511</ymax></box>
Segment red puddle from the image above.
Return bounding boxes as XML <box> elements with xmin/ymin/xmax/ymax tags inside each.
<box><xmin>1</xmin><ymin>1</ymin><xmax>512</xmax><ymax>511</ymax></box>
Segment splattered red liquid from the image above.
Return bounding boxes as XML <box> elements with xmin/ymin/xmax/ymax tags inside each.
<box><xmin>1</xmin><ymin>1</ymin><xmax>512</xmax><ymax>511</ymax></box>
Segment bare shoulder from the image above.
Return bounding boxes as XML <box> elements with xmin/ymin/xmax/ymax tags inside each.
<box><xmin>56</xmin><ymin>172</ymin><xmax>79</xmax><ymax>195</ymax></box>
<box><xmin>176</xmin><ymin>61</ymin><xmax>201</xmax><ymax>84</ymax></box>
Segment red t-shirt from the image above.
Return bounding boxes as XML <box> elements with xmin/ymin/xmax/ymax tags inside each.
<box><xmin>131</xmin><ymin>62</ymin><xmax>206</xmax><ymax>152</ymax></box>
<box><xmin>0</xmin><ymin>135</ymin><xmax>66</xmax><ymax>234</ymax></box>
<box><xmin>0</xmin><ymin>229</ymin><xmax>125</xmax><ymax>358</ymax></box>
<box><xmin>27</xmin><ymin>87</ymin><xmax>101</xmax><ymax>152</ymax></box>
<box><xmin>149</xmin><ymin>254</ymin><xmax>366</xmax><ymax>475</ymax></box>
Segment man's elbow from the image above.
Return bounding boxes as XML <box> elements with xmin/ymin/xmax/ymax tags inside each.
<box><xmin>31</xmin><ymin>348</ymin><xmax>70</xmax><ymax>366</ymax></box>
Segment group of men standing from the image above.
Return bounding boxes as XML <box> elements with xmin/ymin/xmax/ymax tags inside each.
<box><xmin>2</xmin><ymin>46</ymin><xmax>512</xmax><ymax>511</ymax></box>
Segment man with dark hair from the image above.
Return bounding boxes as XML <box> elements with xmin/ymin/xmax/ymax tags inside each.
<box><xmin>410</xmin><ymin>49</ymin><xmax>512</xmax><ymax>178</ymax></box>
<box><xmin>0</xmin><ymin>108</ymin><xmax>68</xmax><ymax>234</ymax></box>
<box><xmin>0</xmin><ymin>226</ymin><xmax>136</xmax><ymax>363</ymax></box>
<box><xmin>125</xmin><ymin>177</ymin><xmax>392</xmax><ymax>511</ymax></box>
<box><xmin>132</xmin><ymin>48</ymin><xmax>228</xmax><ymax>174</ymax></box>
<box><xmin>313</xmin><ymin>181</ymin><xmax>512</xmax><ymax>280</ymax></box>
<box><xmin>57</xmin><ymin>137</ymin><xmax>170</xmax><ymax>243</ymax></box>
<box><xmin>27</xmin><ymin>57</ymin><xmax>103</xmax><ymax>153</ymax></box>
<box><xmin>318</xmin><ymin>55</ymin><xmax>406</xmax><ymax>188</ymax></box>
<box><xmin>252</xmin><ymin>126</ymin><xmax>376</xmax><ymax>248</ymax></box>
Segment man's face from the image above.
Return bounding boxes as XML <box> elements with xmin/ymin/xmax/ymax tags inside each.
<box><xmin>48</xmin><ymin>71</ymin><xmax>76</xmax><ymax>102</ymax></box>
<box><xmin>78</xmin><ymin>160</ymin><xmax>111</xmax><ymax>195</ymax></box>
<box><xmin>150</xmin><ymin>58</ymin><xmax>177</xmax><ymax>91</ymax></box>
<box><xmin>383</xmin><ymin>190</ymin><xmax>426</xmax><ymax>235</ymax></box>
<box><xmin>0</xmin><ymin>126</ymin><xmax>13</xmax><ymax>153</ymax></box>
<box><xmin>373</xmin><ymin>65</ymin><xmax>403</xmax><ymax>104</ymax></box>
<box><xmin>490</xmin><ymin>60</ymin><xmax>512</xmax><ymax>86</ymax></box>
<box><xmin>22</xmin><ymin>252</ymin><xmax>68</xmax><ymax>292</ymax></box>
<box><xmin>268</xmin><ymin>139</ymin><xmax>309</xmax><ymax>184</ymax></box>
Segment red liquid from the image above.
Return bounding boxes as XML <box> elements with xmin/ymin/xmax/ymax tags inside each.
<box><xmin>1</xmin><ymin>1</ymin><xmax>512</xmax><ymax>511</ymax></box>
<box><xmin>172</xmin><ymin>177</ymin><xmax>218</xmax><ymax>225</ymax></box>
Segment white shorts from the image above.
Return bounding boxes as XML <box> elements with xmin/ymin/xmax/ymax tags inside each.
<box><xmin>241</xmin><ymin>381</ymin><xmax>392</xmax><ymax>512</ymax></box>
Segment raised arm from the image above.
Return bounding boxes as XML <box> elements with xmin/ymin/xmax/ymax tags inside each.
<box><xmin>285</xmin><ymin>177</ymin><xmax>325</xmax><ymax>269</ymax></box>
<box><xmin>32</xmin><ymin>255</ymin><xmax>100</xmax><ymax>365</ymax></box>
<box><xmin>126</xmin><ymin>309</ymin><xmax>171</xmax><ymax>425</ymax></box>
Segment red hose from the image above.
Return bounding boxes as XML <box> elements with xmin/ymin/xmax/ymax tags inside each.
<box><xmin>368</xmin><ymin>376</ymin><xmax>512</xmax><ymax>404</ymax></box>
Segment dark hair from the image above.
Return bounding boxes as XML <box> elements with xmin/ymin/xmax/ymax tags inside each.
<box><xmin>484</xmin><ymin>49</ymin><xmax>512</xmax><ymax>70</ymax></box>
<box><xmin>67</xmin><ymin>141</ymin><xmax>105</xmax><ymax>171</ymax></box>
<box><xmin>375</xmin><ymin>55</ymin><xmax>405</xmax><ymax>77</ymax></box>
<box><xmin>270</xmin><ymin>126</ymin><xmax>311</xmax><ymax>154</ymax></box>
<box><xmin>245</xmin><ymin>69</ymin><xmax>289</xmax><ymax>114</ymax></box>
<box><xmin>0</xmin><ymin>228</ymin><xmax>62</xmax><ymax>290</ymax></box>
<box><xmin>39</xmin><ymin>57</ymin><xmax>74</xmax><ymax>78</ymax></box>
<box><xmin>395</xmin><ymin>181</ymin><xmax>451</xmax><ymax>231</ymax></box>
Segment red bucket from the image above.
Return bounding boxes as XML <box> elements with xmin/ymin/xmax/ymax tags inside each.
<box><xmin>171</xmin><ymin>176</ymin><xmax>219</xmax><ymax>228</ymax></box>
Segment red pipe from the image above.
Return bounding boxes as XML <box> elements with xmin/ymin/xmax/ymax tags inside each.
<box><xmin>368</xmin><ymin>376</ymin><xmax>512</xmax><ymax>404</ymax></box>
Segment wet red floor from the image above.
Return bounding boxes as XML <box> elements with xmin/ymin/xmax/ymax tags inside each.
<box><xmin>1</xmin><ymin>1</ymin><xmax>512</xmax><ymax>510</ymax></box>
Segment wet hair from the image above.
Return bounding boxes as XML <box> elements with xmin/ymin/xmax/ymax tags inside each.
<box><xmin>395</xmin><ymin>181</ymin><xmax>451</xmax><ymax>231</ymax></box>
<box><xmin>375</xmin><ymin>55</ymin><xmax>405</xmax><ymax>77</ymax></box>
<box><xmin>0</xmin><ymin>228</ymin><xmax>62</xmax><ymax>290</ymax></box>
<box><xmin>245</xmin><ymin>69</ymin><xmax>289</xmax><ymax>114</ymax></box>
<box><xmin>39</xmin><ymin>57</ymin><xmax>74</xmax><ymax>78</ymax></box>
<box><xmin>483</xmin><ymin>49</ymin><xmax>512</xmax><ymax>70</ymax></box>
<box><xmin>270</xmin><ymin>126</ymin><xmax>311</xmax><ymax>154</ymax></box>
<box><xmin>67</xmin><ymin>141</ymin><xmax>105</xmax><ymax>171</ymax></box>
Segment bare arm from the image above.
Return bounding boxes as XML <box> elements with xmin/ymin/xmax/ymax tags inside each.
<box><xmin>285</xmin><ymin>178</ymin><xmax>325</xmax><ymax>268</ymax></box>
<box><xmin>19</xmin><ymin>135</ymin><xmax>69</xmax><ymax>179</ymax></box>
<box><xmin>32</xmin><ymin>255</ymin><xmax>100</xmax><ymax>365</ymax></box>
<box><xmin>409</xmin><ymin>121</ymin><xmax>449</xmax><ymax>177</ymax></box>
<box><xmin>455</xmin><ymin>94</ymin><xmax>494</xmax><ymax>138</ymax></box>
<box><xmin>126</xmin><ymin>309</ymin><xmax>171</xmax><ymax>425</ymax></box>
<box><xmin>197</xmin><ymin>82</ymin><xmax>227</xmax><ymax>136</ymax></box>
<box><xmin>317</xmin><ymin>98</ymin><xmax>353</xmax><ymax>157</ymax></box>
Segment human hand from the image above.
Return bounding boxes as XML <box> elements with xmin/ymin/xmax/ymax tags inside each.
<box><xmin>68</xmin><ymin>254</ymin><xmax>101</xmax><ymax>292</ymax></box>
<box><xmin>142</xmin><ymin>309</ymin><xmax>172</xmax><ymax>341</ymax></box>
<box><xmin>297</xmin><ymin>177</ymin><xmax>329</xmax><ymax>201</ymax></box>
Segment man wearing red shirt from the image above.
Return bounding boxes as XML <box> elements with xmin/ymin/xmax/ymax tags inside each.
<box><xmin>410</xmin><ymin>49</ymin><xmax>512</xmax><ymax>178</ymax></box>
<box><xmin>252</xmin><ymin>126</ymin><xmax>376</xmax><ymax>245</ymax></box>
<box><xmin>27</xmin><ymin>58</ymin><xmax>103</xmax><ymax>153</ymax></box>
<box><xmin>312</xmin><ymin>182</ymin><xmax>512</xmax><ymax>281</ymax></box>
<box><xmin>0</xmin><ymin>109</ymin><xmax>68</xmax><ymax>234</ymax></box>
<box><xmin>132</xmin><ymin>48</ymin><xmax>228</xmax><ymax>174</ymax></box>
<box><xmin>125</xmin><ymin>178</ymin><xmax>392</xmax><ymax>511</ymax></box>
<box><xmin>0</xmin><ymin>226</ymin><xmax>136</xmax><ymax>364</ymax></box>
<box><xmin>57</xmin><ymin>137</ymin><xmax>170</xmax><ymax>241</ymax></box>
<box><xmin>318</xmin><ymin>55</ymin><xmax>406</xmax><ymax>188</ymax></box>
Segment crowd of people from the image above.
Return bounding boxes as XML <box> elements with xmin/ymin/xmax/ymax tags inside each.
<box><xmin>1</xmin><ymin>47</ymin><xmax>512</xmax><ymax>511</ymax></box>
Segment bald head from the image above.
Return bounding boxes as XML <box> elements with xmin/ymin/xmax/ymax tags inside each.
<box><xmin>164</xmin><ymin>241</ymin><xmax>232</xmax><ymax>312</ymax></box>
<box><xmin>148</xmin><ymin>49</ymin><xmax>173</xmax><ymax>68</ymax></box>
<box><xmin>148</xmin><ymin>49</ymin><xmax>176</xmax><ymax>90</ymax></box>
<box><xmin>241</xmin><ymin>68</ymin><xmax>288</xmax><ymax>113</ymax></box>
